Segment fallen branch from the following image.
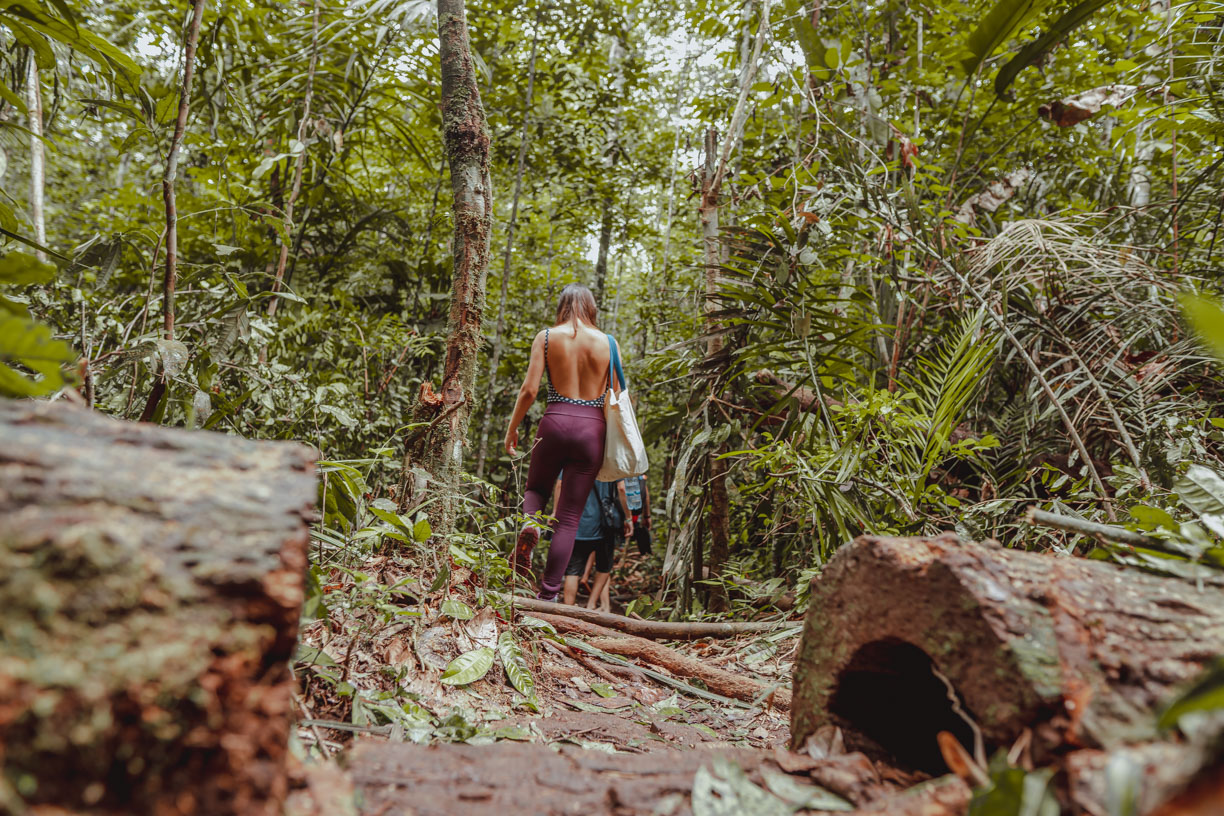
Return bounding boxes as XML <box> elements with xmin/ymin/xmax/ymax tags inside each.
<box><xmin>1026</xmin><ymin>508</ymin><xmax>1200</xmax><ymax>557</ymax></box>
<box><xmin>506</xmin><ymin>595</ymin><xmax>788</xmax><ymax>640</ymax></box>
<box><xmin>585</xmin><ymin>636</ymin><xmax>791</xmax><ymax>711</ymax></box>
<box><xmin>562</xmin><ymin>637</ymin><xmax>751</xmax><ymax>709</ymax></box>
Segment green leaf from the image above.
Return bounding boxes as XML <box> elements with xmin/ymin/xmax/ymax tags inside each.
<box><xmin>413</xmin><ymin>517</ymin><xmax>432</xmax><ymax>543</ymax></box>
<box><xmin>993</xmin><ymin>0</ymin><xmax>1114</xmax><ymax>97</ymax></box>
<box><xmin>961</xmin><ymin>0</ymin><xmax>1050</xmax><ymax>77</ymax></box>
<box><xmin>761</xmin><ymin>769</ymin><xmax>853</xmax><ymax>811</ymax></box>
<box><xmin>0</xmin><ymin>315</ymin><xmax>74</xmax><ymax>397</ymax></box>
<box><xmin>439</xmin><ymin>646</ymin><xmax>495</xmax><ymax>686</ymax></box>
<box><xmin>0</xmin><ymin>251</ymin><xmax>57</xmax><ymax>285</ymax></box>
<box><xmin>1181</xmin><ymin>294</ymin><xmax>1224</xmax><ymax>364</ymax></box>
<box><xmin>692</xmin><ymin>758</ymin><xmax>792</xmax><ymax>816</ymax></box>
<box><xmin>1128</xmin><ymin>505</ymin><xmax>1177</xmax><ymax>532</ymax></box>
<box><xmin>498</xmin><ymin>630</ymin><xmax>537</xmax><ymax>700</ymax></box>
<box><xmin>1175</xmin><ymin>465</ymin><xmax>1224</xmax><ymax>518</ymax></box>
<box><xmin>1159</xmin><ymin>660</ymin><xmax>1224</xmax><ymax>729</ymax></box>
<box><xmin>589</xmin><ymin>681</ymin><xmax>616</xmax><ymax>698</ymax></box>
<box><xmin>969</xmin><ymin>756</ymin><xmax>1058</xmax><ymax>816</ymax></box>
<box><xmin>440</xmin><ymin>598</ymin><xmax>475</xmax><ymax>620</ymax></box>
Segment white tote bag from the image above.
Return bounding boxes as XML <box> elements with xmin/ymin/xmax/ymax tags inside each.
<box><xmin>598</xmin><ymin>336</ymin><xmax>648</xmax><ymax>481</ymax></box>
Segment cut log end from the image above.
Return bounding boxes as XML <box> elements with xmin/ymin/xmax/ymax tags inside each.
<box><xmin>790</xmin><ymin>534</ymin><xmax>1224</xmax><ymax>777</ymax></box>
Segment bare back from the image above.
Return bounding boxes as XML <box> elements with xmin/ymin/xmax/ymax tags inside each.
<box><xmin>542</xmin><ymin>323</ymin><xmax>611</xmax><ymax>402</ymax></box>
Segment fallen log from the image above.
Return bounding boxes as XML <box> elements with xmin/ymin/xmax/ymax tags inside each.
<box><xmin>587</xmin><ymin>637</ymin><xmax>792</xmax><ymax>711</ymax></box>
<box><xmin>503</xmin><ymin>594</ymin><xmax>787</xmax><ymax>639</ymax></box>
<box><xmin>790</xmin><ymin>534</ymin><xmax>1224</xmax><ymax>776</ymax></box>
<box><xmin>0</xmin><ymin>400</ymin><xmax>317</xmax><ymax>815</ymax></box>
<box><xmin>526</xmin><ymin>611</ymin><xmax>792</xmax><ymax>709</ymax></box>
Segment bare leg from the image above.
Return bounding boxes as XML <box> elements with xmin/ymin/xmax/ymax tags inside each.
<box><xmin>563</xmin><ymin>575</ymin><xmax>580</xmax><ymax>606</ymax></box>
<box><xmin>586</xmin><ymin>571</ymin><xmax>611</xmax><ymax>610</ymax></box>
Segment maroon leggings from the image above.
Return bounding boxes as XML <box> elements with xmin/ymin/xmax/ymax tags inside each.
<box><xmin>522</xmin><ymin>403</ymin><xmax>606</xmax><ymax>598</ymax></box>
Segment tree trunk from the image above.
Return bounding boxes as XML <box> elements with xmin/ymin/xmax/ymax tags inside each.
<box><xmin>141</xmin><ymin>0</ymin><xmax>207</xmax><ymax>423</ymax></box>
<box><xmin>594</xmin><ymin>192</ymin><xmax>613</xmax><ymax>305</ymax></box>
<box><xmin>405</xmin><ymin>0</ymin><xmax>492</xmax><ymax>535</ymax></box>
<box><xmin>265</xmin><ymin>0</ymin><xmax>321</xmax><ymax>324</ymax></box>
<box><xmin>161</xmin><ymin>0</ymin><xmax>207</xmax><ymax>344</ymax></box>
<box><xmin>700</xmin><ymin>127</ymin><xmax>731</xmax><ymax>611</ymax></box>
<box><xmin>474</xmin><ymin>17</ymin><xmax>540</xmax><ymax>479</ymax></box>
<box><xmin>790</xmin><ymin>534</ymin><xmax>1224</xmax><ymax>776</ymax></box>
<box><xmin>26</xmin><ymin>59</ymin><xmax>45</xmax><ymax>261</ymax></box>
<box><xmin>0</xmin><ymin>399</ymin><xmax>316</xmax><ymax>815</ymax></box>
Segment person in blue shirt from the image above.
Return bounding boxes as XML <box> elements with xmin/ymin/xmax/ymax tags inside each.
<box><xmin>559</xmin><ymin>478</ymin><xmax>631</xmax><ymax>610</ymax></box>
<box><xmin>624</xmin><ymin>474</ymin><xmax>651</xmax><ymax>555</ymax></box>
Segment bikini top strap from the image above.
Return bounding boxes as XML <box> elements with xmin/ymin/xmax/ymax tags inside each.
<box><xmin>543</xmin><ymin>328</ymin><xmax>551</xmax><ymax>381</ymax></box>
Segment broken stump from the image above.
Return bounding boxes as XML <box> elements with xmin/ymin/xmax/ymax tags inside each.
<box><xmin>0</xmin><ymin>400</ymin><xmax>317</xmax><ymax>815</ymax></box>
<box><xmin>790</xmin><ymin>534</ymin><xmax>1224</xmax><ymax>772</ymax></box>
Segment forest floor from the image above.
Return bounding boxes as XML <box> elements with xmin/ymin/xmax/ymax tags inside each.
<box><xmin>284</xmin><ymin>548</ymin><xmax>914</xmax><ymax>815</ymax></box>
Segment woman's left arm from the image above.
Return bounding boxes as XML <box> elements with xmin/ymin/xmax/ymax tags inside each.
<box><xmin>504</xmin><ymin>331</ymin><xmax>546</xmax><ymax>456</ymax></box>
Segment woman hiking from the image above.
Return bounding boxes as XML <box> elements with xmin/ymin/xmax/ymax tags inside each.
<box><xmin>503</xmin><ymin>283</ymin><xmax>625</xmax><ymax>601</ymax></box>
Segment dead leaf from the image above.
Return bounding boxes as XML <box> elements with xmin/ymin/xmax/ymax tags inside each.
<box><xmin>1038</xmin><ymin>84</ymin><xmax>1136</xmax><ymax>127</ymax></box>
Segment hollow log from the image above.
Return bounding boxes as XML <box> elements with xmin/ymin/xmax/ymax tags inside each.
<box><xmin>0</xmin><ymin>400</ymin><xmax>317</xmax><ymax>815</ymax></box>
<box><xmin>790</xmin><ymin>534</ymin><xmax>1224</xmax><ymax>776</ymax></box>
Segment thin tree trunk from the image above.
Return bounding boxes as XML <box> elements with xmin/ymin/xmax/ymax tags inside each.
<box><xmin>698</xmin><ymin>0</ymin><xmax>771</xmax><ymax>611</ymax></box>
<box><xmin>141</xmin><ymin>0</ymin><xmax>208</xmax><ymax>423</ymax></box>
<box><xmin>161</xmin><ymin>0</ymin><xmax>207</xmax><ymax>343</ymax></box>
<box><xmin>594</xmin><ymin>193</ymin><xmax>613</xmax><ymax>304</ymax></box>
<box><xmin>26</xmin><ymin>60</ymin><xmax>45</xmax><ymax>261</ymax></box>
<box><xmin>405</xmin><ymin>0</ymin><xmax>492</xmax><ymax>536</ymax></box>
<box><xmin>658</xmin><ymin>53</ymin><xmax>694</xmax><ymax>285</ymax></box>
<box><xmin>475</xmin><ymin>15</ymin><xmax>540</xmax><ymax>479</ymax></box>
<box><xmin>265</xmin><ymin>0</ymin><xmax>321</xmax><ymax>324</ymax></box>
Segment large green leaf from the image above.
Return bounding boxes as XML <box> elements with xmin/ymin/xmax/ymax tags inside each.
<box><xmin>0</xmin><ymin>315</ymin><xmax>74</xmax><ymax>397</ymax></box>
<box><xmin>969</xmin><ymin>756</ymin><xmax>1058</xmax><ymax>816</ymax></box>
<box><xmin>0</xmin><ymin>251</ymin><xmax>56</xmax><ymax>285</ymax></box>
<box><xmin>1175</xmin><ymin>465</ymin><xmax>1224</xmax><ymax>517</ymax></box>
<box><xmin>961</xmin><ymin>0</ymin><xmax>1049</xmax><ymax>76</ymax></box>
<box><xmin>439</xmin><ymin>647</ymin><xmax>495</xmax><ymax>686</ymax></box>
<box><xmin>1180</xmin><ymin>294</ymin><xmax>1224</xmax><ymax>364</ymax></box>
<box><xmin>498</xmin><ymin>630</ymin><xmax>537</xmax><ymax>702</ymax></box>
<box><xmin>994</xmin><ymin>0</ymin><xmax>1114</xmax><ymax>97</ymax></box>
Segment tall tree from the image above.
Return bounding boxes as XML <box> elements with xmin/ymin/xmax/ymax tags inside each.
<box><xmin>475</xmin><ymin>12</ymin><xmax>541</xmax><ymax>479</ymax></box>
<box><xmin>405</xmin><ymin>0</ymin><xmax>493</xmax><ymax>535</ymax></box>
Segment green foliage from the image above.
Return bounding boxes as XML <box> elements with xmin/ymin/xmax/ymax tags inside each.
<box><xmin>0</xmin><ymin>252</ymin><xmax>74</xmax><ymax>397</ymax></box>
<box><xmin>439</xmin><ymin>646</ymin><xmax>495</xmax><ymax>686</ymax></box>
<box><xmin>969</xmin><ymin>754</ymin><xmax>1058</xmax><ymax>816</ymax></box>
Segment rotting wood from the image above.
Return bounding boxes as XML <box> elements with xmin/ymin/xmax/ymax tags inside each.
<box><xmin>0</xmin><ymin>400</ymin><xmax>317</xmax><ymax>815</ymax></box>
<box><xmin>508</xmin><ymin>594</ymin><xmax>789</xmax><ymax>639</ymax></box>
<box><xmin>790</xmin><ymin>533</ymin><xmax>1224</xmax><ymax>775</ymax></box>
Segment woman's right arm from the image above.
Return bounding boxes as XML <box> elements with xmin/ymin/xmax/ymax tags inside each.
<box><xmin>504</xmin><ymin>331</ymin><xmax>546</xmax><ymax>456</ymax></box>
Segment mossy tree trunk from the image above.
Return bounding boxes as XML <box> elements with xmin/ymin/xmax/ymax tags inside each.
<box><xmin>404</xmin><ymin>0</ymin><xmax>492</xmax><ymax>536</ymax></box>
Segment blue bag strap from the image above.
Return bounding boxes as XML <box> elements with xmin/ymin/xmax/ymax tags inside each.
<box><xmin>606</xmin><ymin>334</ymin><xmax>626</xmax><ymax>391</ymax></box>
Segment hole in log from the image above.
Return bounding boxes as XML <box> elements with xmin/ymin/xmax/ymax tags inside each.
<box><xmin>828</xmin><ymin>638</ymin><xmax>981</xmax><ymax>775</ymax></box>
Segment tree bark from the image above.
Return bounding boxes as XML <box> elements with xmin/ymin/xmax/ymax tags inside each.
<box><xmin>790</xmin><ymin>534</ymin><xmax>1224</xmax><ymax>775</ymax></box>
<box><xmin>594</xmin><ymin>192</ymin><xmax>614</xmax><ymax>304</ymax></box>
<box><xmin>407</xmin><ymin>0</ymin><xmax>492</xmax><ymax>535</ymax></box>
<box><xmin>26</xmin><ymin>59</ymin><xmax>45</xmax><ymax>261</ymax></box>
<box><xmin>508</xmin><ymin>596</ymin><xmax>785</xmax><ymax>639</ymax></box>
<box><xmin>475</xmin><ymin>16</ymin><xmax>540</xmax><ymax>479</ymax></box>
<box><xmin>161</xmin><ymin>0</ymin><xmax>208</xmax><ymax>344</ymax></box>
<box><xmin>265</xmin><ymin>0</ymin><xmax>321</xmax><ymax>324</ymax></box>
<box><xmin>140</xmin><ymin>0</ymin><xmax>207</xmax><ymax>424</ymax></box>
<box><xmin>0</xmin><ymin>399</ymin><xmax>316</xmax><ymax>815</ymax></box>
